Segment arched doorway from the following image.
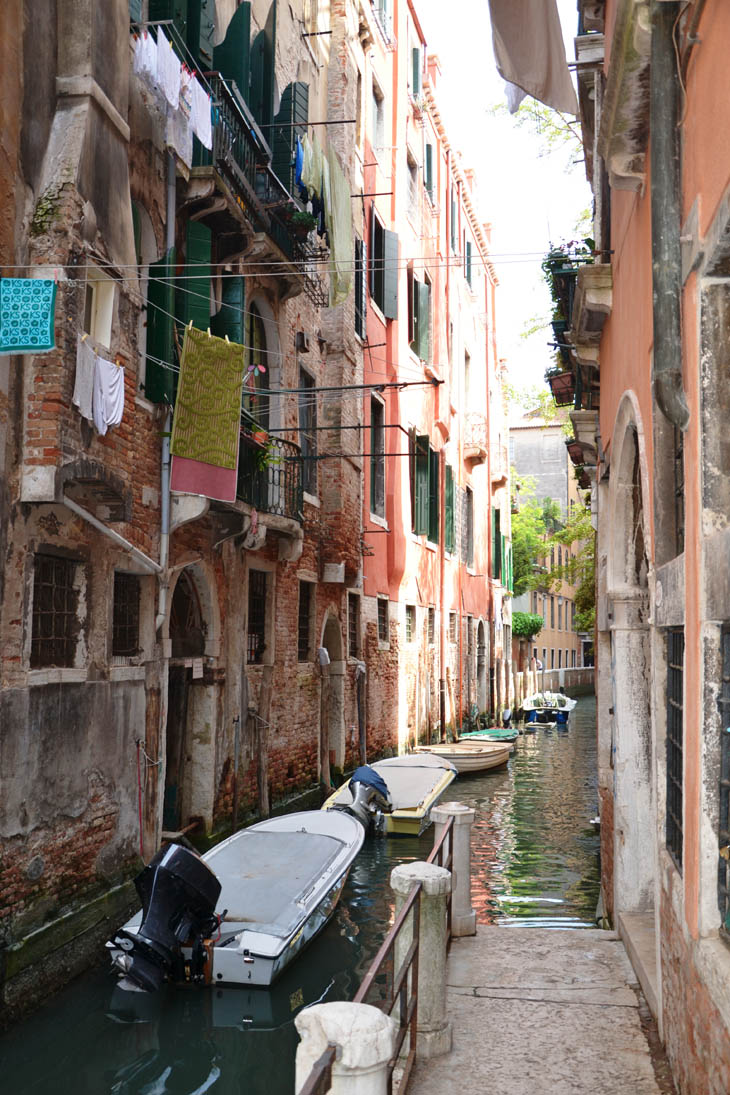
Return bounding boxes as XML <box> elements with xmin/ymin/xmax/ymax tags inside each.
<box><xmin>322</xmin><ymin>613</ymin><xmax>345</xmax><ymax>773</ymax></box>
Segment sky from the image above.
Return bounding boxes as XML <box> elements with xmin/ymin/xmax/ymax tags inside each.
<box><xmin>415</xmin><ymin>0</ymin><xmax>592</xmax><ymax>394</ymax></box>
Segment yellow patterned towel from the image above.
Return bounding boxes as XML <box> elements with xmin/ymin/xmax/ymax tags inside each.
<box><xmin>170</xmin><ymin>325</ymin><xmax>246</xmax><ymax>469</ymax></box>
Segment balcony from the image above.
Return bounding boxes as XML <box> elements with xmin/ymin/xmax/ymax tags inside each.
<box><xmin>463</xmin><ymin>413</ymin><xmax>488</xmax><ymax>465</ymax></box>
<box><xmin>491</xmin><ymin>443</ymin><xmax>509</xmax><ymax>485</ymax></box>
<box><xmin>571</xmin><ymin>264</ymin><xmax>612</xmax><ymax>369</ymax></box>
<box><xmin>236</xmin><ymin>426</ymin><xmax>303</xmax><ymax>526</ymax></box>
<box><xmin>188</xmin><ymin>74</ymin><xmax>327</xmax><ymax>306</ymax></box>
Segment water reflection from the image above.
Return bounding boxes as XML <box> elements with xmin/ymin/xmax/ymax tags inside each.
<box><xmin>0</xmin><ymin>697</ymin><xmax>598</xmax><ymax>1093</ymax></box>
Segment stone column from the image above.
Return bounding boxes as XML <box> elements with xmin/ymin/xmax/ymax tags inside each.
<box><xmin>295</xmin><ymin>1001</ymin><xmax>396</xmax><ymax>1095</ymax></box>
<box><xmin>431</xmin><ymin>802</ymin><xmax>477</xmax><ymax>936</ymax></box>
<box><xmin>390</xmin><ymin>862</ymin><xmax>452</xmax><ymax>1058</ymax></box>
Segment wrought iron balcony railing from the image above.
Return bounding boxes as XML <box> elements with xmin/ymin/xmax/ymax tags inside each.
<box><xmin>237</xmin><ymin>428</ymin><xmax>303</xmax><ymax>524</ymax></box>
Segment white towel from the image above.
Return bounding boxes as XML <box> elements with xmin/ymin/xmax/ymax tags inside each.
<box><xmin>156</xmin><ymin>29</ymin><xmax>181</xmax><ymax>109</ymax></box>
<box><xmin>190</xmin><ymin>76</ymin><xmax>212</xmax><ymax>150</ymax></box>
<box><xmin>92</xmin><ymin>356</ymin><xmax>125</xmax><ymax>436</ymax></box>
<box><xmin>73</xmin><ymin>335</ymin><xmax>96</xmax><ymax>422</ymax></box>
<box><xmin>166</xmin><ymin>104</ymin><xmax>193</xmax><ymax>168</ymax></box>
<box><xmin>133</xmin><ymin>32</ymin><xmax>158</xmax><ymax>87</ymax></box>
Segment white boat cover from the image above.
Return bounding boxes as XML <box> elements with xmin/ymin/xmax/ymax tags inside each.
<box><xmin>332</xmin><ymin>755</ymin><xmax>455</xmax><ymax>812</ymax></box>
<box><xmin>205</xmin><ymin>831</ymin><xmax>342</xmax><ymax>939</ymax></box>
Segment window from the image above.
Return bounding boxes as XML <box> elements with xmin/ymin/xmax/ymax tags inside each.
<box><xmin>412</xmin><ymin>435</ymin><xmax>438</xmax><ymax>541</ymax></box>
<box><xmin>31</xmin><ymin>553</ymin><xmax>80</xmax><ymax>668</ymax></box>
<box><xmin>370</xmin><ymin>210</ymin><xmax>398</xmax><ymax>319</ymax></box>
<box><xmin>558</xmin><ymin>599</ymin><xmax>563</xmax><ymax>631</ymax></box>
<box><xmin>492</xmin><ymin>507</ymin><xmax>502</xmax><ymax>579</ymax></box>
<box><xmin>372</xmin><ymin>79</ymin><xmax>385</xmax><ymax>151</ymax></box>
<box><xmin>532</xmin><ymin>592</ymin><xmax>538</xmax><ymax>613</ymax></box>
<box><xmin>565</xmin><ymin>648</ymin><xmax>570</xmax><ymax>668</ymax></box>
<box><xmin>299</xmin><ymin>368</ymin><xmax>317</xmax><ymax>496</ymax></box>
<box><xmin>465</xmin><ymin>238</ymin><xmax>472</xmax><ymax>287</ymax></box>
<box><xmin>112</xmin><ymin>572</ymin><xmax>141</xmax><ymax>657</ymax></box>
<box><xmin>550</xmin><ymin>596</ymin><xmax>555</xmax><ymax>628</ymax></box>
<box><xmin>718</xmin><ymin>628</ymin><xmax>730</xmax><ymax>936</ymax></box>
<box><xmin>247</xmin><ymin>570</ymin><xmax>267</xmax><ymax>664</ymax></box>
<box><xmin>405</xmin><ymin>604</ymin><xmax>416</xmax><ymax>642</ymax></box>
<box><xmin>464</xmin><ymin>487</ymin><xmax>474</xmax><ymax>567</ymax></box>
<box><xmin>428</xmin><ymin>606</ymin><xmax>435</xmax><ymax>644</ymax></box>
<box><xmin>83</xmin><ymin>266</ymin><xmax>115</xmax><ymax>349</ymax></box>
<box><xmin>370</xmin><ymin>395</ymin><xmax>385</xmax><ymax>517</ymax></box>
<box><xmin>467</xmin><ymin>616</ymin><xmax>474</xmax><ymax>655</ymax></box>
<box><xmin>298</xmin><ymin>581</ymin><xmax>313</xmax><ymax>661</ymax></box>
<box><xmin>449</xmin><ymin>612</ymin><xmax>457</xmax><ymax>643</ymax></box>
<box><xmin>444</xmin><ymin>465</ymin><xmax>455</xmax><ymax>553</ymax></box>
<box><xmin>372</xmin><ymin>0</ymin><xmax>392</xmax><ymax>42</ymax></box>
<box><xmin>408</xmin><ymin>268</ymin><xmax>431</xmax><ymax>362</ymax></box>
<box><xmin>558</xmin><ymin>650</ymin><xmax>562</xmax><ymax>668</ymax></box>
<box><xmin>407</xmin><ymin>151</ymin><xmax>419</xmax><ymax>223</ymax></box>
<box><xmin>355</xmin><ymin>237</ymin><xmax>367</xmax><ymax>338</ymax></box>
<box><xmin>464</xmin><ymin>350</ymin><xmax>471</xmax><ymax>404</ymax></box>
<box><xmin>424</xmin><ymin>142</ymin><xmax>434</xmax><ymax>201</ymax></box>
<box><xmin>666</xmin><ymin>628</ymin><xmax>685</xmax><ymax>869</ymax></box>
<box><xmin>377</xmin><ymin>597</ymin><xmax>389</xmax><ymax>642</ymax></box>
<box><xmin>348</xmin><ymin>593</ymin><xmax>360</xmax><ymax>657</ymax></box>
<box><xmin>243</xmin><ymin>304</ymin><xmax>268</xmax><ymax>429</ymax></box>
<box><xmin>550</xmin><ymin>648</ymin><xmax>555</xmax><ymax>668</ymax></box>
<box><xmin>542</xmin><ymin>647</ymin><xmax>547</xmax><ymax>666</ymax></box>
<box><xmin>450</xmin><ymin>185</ymin><xmax>457</xmax><ymax>251</ymax></box>
<box><xmin>410</xmin><ymin>44</ymin><xmax>422</xmax><ymax>99</ymax></box>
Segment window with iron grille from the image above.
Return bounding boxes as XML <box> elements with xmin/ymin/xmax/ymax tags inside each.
<box><xmin>354</xmin><ymin>238</ymin><xmax>367</xmax><ymax>338</ymax></box>
<box><xmin>247</xmin><ymin>570</ymin><xmax>267</xmax><ymax>664</ymax></box>
<box><xmin>31</xmin><ymin>553</ymin><xmax>80</xmax><ymax>668</ymax></box>
<box><xmin>370</xmin><ymin>396</ymin><xmax>385</xmax><ymax>517</ymax></box>
<box><xmin>299</xmin><ymin>368</ymin><xmax>317</xmax><ymax>496</ymax></box>
<box><xmin>428</xmin><ymin>606</ymin><xmax>435</xmax><ymax>645</ymax></box>
<box><xmin>377</xmin><ymin>597</ymin><xmax>389</xmax><ymax>642</ymax></box>
<box><xmin>112</xmin><ymin>572</ymin><xmax>141</xmax><ymax>657</ymax></box>
<box><xmin>298</xmin><ymin>581</ymin><xmax>313</xmax><ymax>662</ymax></box>
<box><xmin>405</xmin><ymin>604</ymin><xmax>416</xmax><ymax>642</ymax></box>
<box><xmin>449</xmin><ymin>611</ymin><xmax>457</xmax><ymax>643</ymax></box>
<box><xmin>718</xmin><ymin>627</ymin><xmax>730</xmax><ymax>937</ymax></box>
<box><xmin>666</xmin><ymin>628</ymin><xmax>685</xmax><ymax>870</ymax></box>
<box><xmin>348</xmin><ymin>593</ymin><xmax>360</xmax><ymax>657</ymax></box>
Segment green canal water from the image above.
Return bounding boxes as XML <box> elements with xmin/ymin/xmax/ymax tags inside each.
<box><xmin>0</xmin><ymin>696</ymin><xmax>599</xmax><ymax>1094</ymax></box>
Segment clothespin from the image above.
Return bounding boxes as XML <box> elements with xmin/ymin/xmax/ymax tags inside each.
<box><xmin>53</xmin><ymin>269</ymin><xmax>58</xmax><ymax>284</ymax></box>
<box><xmin>81</xmin><ymin>332</ymin><xmax>88</xmax><ymax>342</ymax></box>
<box><xmin>225</xmin><ymin>335</ymin><xmax>230</xmax><ymax>344</ymax></box>
<box><xmin>187</xmin><ymin>320</ymin><xmax>193</xmax><ymax>331</ymax></box>
<box><xmin>207</xmin><ymin>327</ymin><xmax>211</xmax><ymax>338</ymax></box>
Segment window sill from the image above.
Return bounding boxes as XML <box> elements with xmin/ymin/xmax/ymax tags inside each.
<box><xmin>303</xmin><ymin>491</ymin><xmax>320</xmax><ymax>508</ymax></box>
<box><xmin>369</xmin><ymin>512</ymin><xmax>389</xmax><ymax>530</ymax></box>
<box><xmin>369</xmin><ymin>299</ymin><xmax>387</xmax><ymax>326</ymax></box>
<box><xmin>28</xmin><ymin>667</ymin><xmax>87</xmax><ymax>686</ymax></box>
<box><xmin>110</xmin><ymin>665</ymin><xmax>146</xmax><ymax>682</ymax></box>
<box><xmin>377</xmin><ymin>640</ymin><xmax>390</xmax><ymax>651</ymax></box>
<box><xmin>425</xmin><ymin>540</ymin><xmax>438</xmax><ymax>552</ymax></box>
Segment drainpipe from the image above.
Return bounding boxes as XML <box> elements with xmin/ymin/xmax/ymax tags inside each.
<box><xmin>650</xmin><ymin>0</ymin><xmax>690</xmax><ymax>432</ymax></box>
<box><xmin>155</xmin><ymin>150</ymin><xmax>176</xmax><ymax>631</ymax></box>
<box><xmin>63</xmin><ymin>496</ymin><xmax>162</xmax><ymax>573</ymax></box>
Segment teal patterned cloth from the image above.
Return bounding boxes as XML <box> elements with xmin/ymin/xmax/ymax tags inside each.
<box><xmin>0</xmin><ymin>278</ymin><xmax>57</xmax><ymax>354</ymax></box>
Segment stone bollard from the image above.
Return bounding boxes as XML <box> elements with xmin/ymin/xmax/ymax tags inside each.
<box><xmin>295</xmin><ymin>1001</ymin><xmax>396</xmax><ymax>1095</ymax></box>
<box><xmin>390</xmin><ymin>861</ymin><xmax>452</xmax><ymax>1059</ymax></box>
<box><xmin>430</xmin><ymin>801</ymin><xmax>477</xmax><ymax>936</ymax></box>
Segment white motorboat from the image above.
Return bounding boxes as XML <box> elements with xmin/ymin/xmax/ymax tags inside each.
<box><xmin>322</xmin><ymin>753</ymin><xmax>457</xmax><ymax>836</ymax></box>
<box><xmin>523</xmin><ymin>690</ymin><xmax>577</xmax><ymax>726</ymax></box>
<box><xmin>108</xmin><ymin>810</ymin><xmax>364</xmax><ymax>991</ymax></box>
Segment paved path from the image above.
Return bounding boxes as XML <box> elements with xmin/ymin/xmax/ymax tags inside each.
<box><xmin>409</xmin><ymin>927</ymin><xmax>672</xmax><ymax>1095</ymax></box>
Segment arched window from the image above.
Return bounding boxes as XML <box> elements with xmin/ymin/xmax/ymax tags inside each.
<box><xmin>170</xmin><ymin>570</ymin><xmax>205</xmax><ymax>658</ymax></box>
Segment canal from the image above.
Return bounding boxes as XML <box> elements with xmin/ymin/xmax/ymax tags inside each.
<box><xmin>0</xmin><ymin>696</ymin><xmax>599</xmax><ymax>1094</ymax></box>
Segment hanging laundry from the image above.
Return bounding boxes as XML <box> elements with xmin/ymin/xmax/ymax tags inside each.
<box><xmin>295</xmin><ymin>136</ymin><xmax>304</xmax><ymax>190</ymax></box>
<box><xmin>179</xmin><ymin>67</ymin><xmax>193</xmax><ymax>120</ymax></box>
<box><xmin>300</xmin><ymin>133</ymin><xmax>322</xmax><ymax>199</ymax></box>
<box><xmin>190</xmin><ymin>76</ymin><xmax>213</xmax><ymax>151</ymax></box>
<box><xmin>73</xmin><ymin>335</ymin><xmax>96</xmax><ymax>422</ymax></box>
<box><xmin>92</xmin><ymin>355</ymin><xmax>125</xmax><ymax>436</ymax></box>
<box><xmin>170</xmin><ymin>325</ymin><xmax>246</xmax><ymax>504</ymax></box>
<box><xmin>0</xmin><ymin>277</ymin><xmax>57</xmax><ymax>355</ymax></box>
<box><xmin>156</xmin><ymin>29</ymin><xmax>181</xmax><ymax>109</ymax></box>
<box><xmin>324</xmin><ymin>145</ymin><xmax>354</xmax><ymax>307</ymax></box>
<box><xmin>133</xmin><ymin>31</ymin><xmax>158</xmax><ymax>87</ymax></box>
<box><xmin>166</xmin><ymin>103</ymin><xmax>192</xmax><ymax>168</ymax></box>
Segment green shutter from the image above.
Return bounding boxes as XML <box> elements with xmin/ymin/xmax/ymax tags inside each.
<box><xmin>417</xmin><ymin>281</ymin><xmax>430</xmax><ymax>362</ymax></box>
<box><xmin>211</xmin><ymin>275</ymin><xmax>244</xmax><ymax>344</ymax></box>
<box><xmin>177</xmin><ymin>221</ymin><xmax>211</xmax><ymax>332</ymax></box>
<box><xmin>145</xmin><ymin>248</ymin><xmax>176</xmax><ymax>404</ymax></box>
<box><xmin>249</xmin><ymin>2</ymin><xmax>276</xmax><ymax>127</ymax></box>
<box><xmin>412</xmin><ymin>47</ymin><xmax>421</xmax><ymax>98</ymax></box>
<box><xmin>129</xmin><ymin>0</ymin><xmax>142</xmax><ymax>22</ymax></box>
<box><xmin>425</xmin><ymin>143</ymin><xmax>433</xmax><ymax>198</ymax></box>
<box><xmin>272</xmin><ymin>82</ymin><xmax>309</xmax><ymax>194</ymax></box>
<box><xmin>500</xmin><ymin>534</ymin><xmax>506</xmax><ymax>585</ymax></box>
<box><xmin>213</xmin><ymin>2</ymin><xmax>251</xmax><ymax>95</ymax></box>
<box><xmin>149</xmin><ymin>1</ymin><xmax>188</xmax><ymax>52</ymax></box>
<box><xmin>445</xmin><ymin>465</ymin><xmax>455</xmax><ymax>553</ymax></box>
<box><xmin>492</xmin><ymin>506</ymin><xmax>501</xmax><ymax>579</ymax></box>
<box><xmin>414</xmin><ymin>434</ymin><xmax>429</xmax><ymax>535</ymax></box>
<box><xmin>411</xmin><ymin>274</ymin><xmax>419</xmax><ymax>353</ymax></box>
<box><xmin>466</xmin><ymin>240</ymin><xmax>472</xmax><ymax>286</ymax></box>
<box><xmin>382</xmin><ymin>229</ymin><xmax>399</xmax><ymax>319</ymax></box>
<box><xmin>428</xmin><ymin>447</ymin><xmax>439</xmax><ymax>543</ymax></box>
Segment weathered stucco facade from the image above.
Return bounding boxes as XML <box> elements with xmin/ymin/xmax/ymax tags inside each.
<box><xmin>0</xmin><ymin>0</ymin><xmax>505</xmax><ymax>1023</ymax></box>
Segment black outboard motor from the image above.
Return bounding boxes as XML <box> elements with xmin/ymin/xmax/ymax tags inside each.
<box><xmin>502</xmin><ymin>707</ymin><xmax>512</xmax><ymax>729</ymax></box>
<box><xmin>111</xmin><ymin>844</ymin><xmax>221</xmax><ymax>992</ymax></box>
<box><xmin>339</xmin><ymin>766</ymin><xmax>393</xmax><ymax>833</ymax></box>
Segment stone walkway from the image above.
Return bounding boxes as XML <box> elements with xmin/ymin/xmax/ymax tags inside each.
<box><xmin>409</xmin><ymin>926</ymin><xmax>675</xmax><ymax>1095</ymax></box>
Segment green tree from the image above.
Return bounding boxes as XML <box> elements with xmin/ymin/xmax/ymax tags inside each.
<box><xmin>512</xmin><ymin>612</ymin><xmax>544</xmax><ymax>640</ymax></box>
<box><xmin>511</xmin><ymin>475</ymin><xmax>549</xmax><ymax>596</ymax></box>
<box><xmin>542</xmin><ymin>503</ymin><xmax>596</xmax><ymax>632</ymax></box>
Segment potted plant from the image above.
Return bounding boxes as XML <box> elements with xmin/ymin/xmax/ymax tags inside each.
<box><xmin>290</xmin><ymin>210</ymin><xmax>318</xmax><ymax>239</ymax></box>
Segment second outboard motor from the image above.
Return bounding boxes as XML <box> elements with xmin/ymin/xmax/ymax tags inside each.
<box><xmin>502</xmin><ymin>707</ymin><xmax>512</xmax><ymax>729</ymax></box>
<box><xmin>340</xmin><ymin>766</ymin><xmax>393</xmax><ymax>833</ymax></box>
<box><xmin>111</xmin><ymin>844</ymin><xmax>221</xmax><ymax>992</ymax></box>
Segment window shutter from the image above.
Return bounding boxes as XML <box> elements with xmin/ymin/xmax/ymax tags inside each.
<box><xmin>197</xmin><ymin>0</ymin><xmax>216</xmax><ymax>69</ymax></box>
<box><xmin>500</xmin><ymin>534</ymin><xmax>506</xmax><ymax>584</ymax></box>
<box><xmin>412</xmin><ymin>47</ymin><xmax>421</xmax><ymax>98</ymax></box>
<box><xmin>382</xmin><ymin>229</ymin><xmax>399</xmax><ymax>319</ymax></box>
<box><xmin>129</xmin><ymin>0</ymin><xmax>142</xmax><ymax>22</ymax></box>
<box><xmin>272</xmin><ymin>81</ymin><xmax>309</xmax><ymax>194</ymax></box>
<box><xmin>411</xmin><ymin>273</ymin><xmax>419</xmax><ymax>353</ymax></box>
<box><xmin>178</xmin><ymin>220</ymin><xmax>212</xmax><ymax>330</ymax></box>
<box><xmin>211</xmin><ymin>274</ymin><xmax>244</xmax><ymax>344</ymax></box>
<box><xmin>425</xmin><ymin>143</ymin><xmax>433</xmax><ymax>198</ymax></box>
<box><xmin>445</xmin><ymin>465</ymin><xmax>455</xmax><ymax>553</ymax></box>
<box><xmin>249</xmin><ymin>2</ymin><xmax>276</xmax><ymax>127</ymax></box>
<box><xmin>213</xmin><ymin>2</ymin><xmax>251</xmax><ymax>96</ymax></box>
<box><xmin>417</xmin><ymin>281</ymin><xmax>430</xmax><ymax>362</ymax></box>
<box><xmin>144</xmin><ymin>248</ymin><xmax>176</xmax><ymax>404</ymax></box>
<box><xmin>355</xmin><ymin>238</ymin><xmax>367</xmax><ymax>337</ymax></box>
<box><xmin>414</xmin><ymin>434</ymin><xmax>429</xmax><ymax>534</ymax></box>
<box><xmin>369</xmin><ymin>205</ymin><xmax>377</xmax><ymax>298</ymax></box>
<box><xmin>450</xmin><ymin>188</ymin><xmax>456</xmax><ymax>251</ymax></box>
<box><xmin>428</xmin><ymin>447</ymin><xmax>439</xmax><ymax>543</ymax></box>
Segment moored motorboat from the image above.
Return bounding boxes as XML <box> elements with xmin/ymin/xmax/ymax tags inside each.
<box><xmin>460</xmin><ymin>727</ymin><xmax>519</xmax><ymax>743</ymax></box>
<box><xmin>523</xmin><ymin>690</ymin><xmax>577</xmax><ymax>727</ymax></box>
<box><xmin>108</xmin><ymin>810</ymin><xmax>364</xmax><ymax>991</ymax></box>
<box><xmin>322</xmin><ymin>753</ymin><xmax>457</xmax><ymax>836</ymax></box>
<box><xmin>415</xmin><ymin>740</ymin><xmax>512</xmax><ymax>774</ymax></box>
